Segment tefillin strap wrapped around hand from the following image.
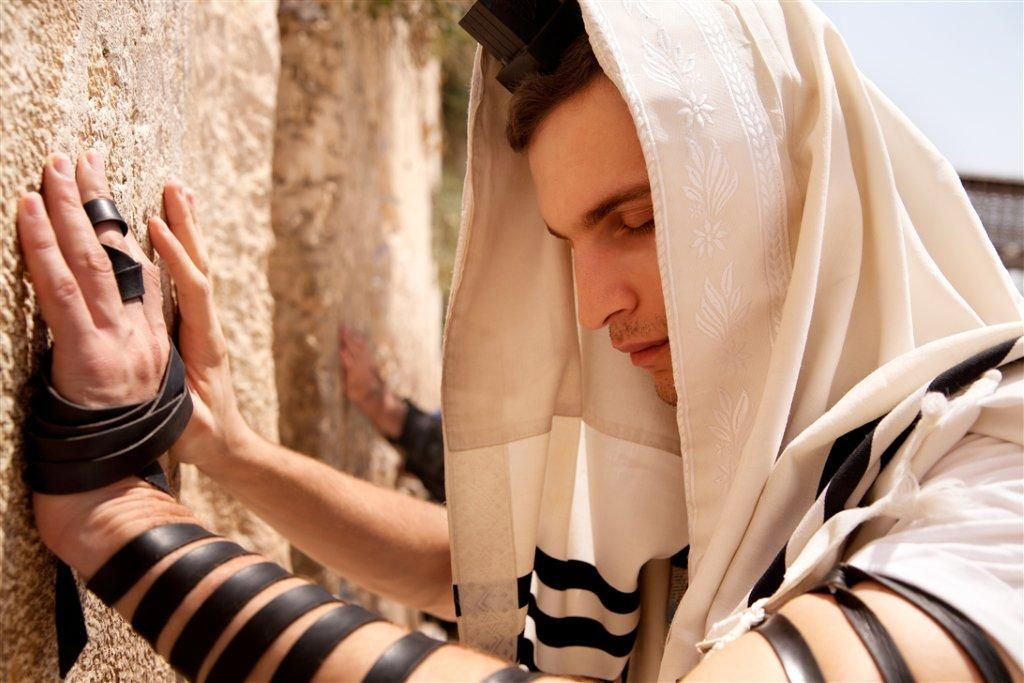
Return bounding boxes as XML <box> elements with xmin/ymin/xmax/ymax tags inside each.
<box><xmin>23</xmin><ymin>197</ymin><xmax>194</xmax><ymax>675</ymax></box>
<box><xmin>24</xmin><ymin>343</ymin><xmax>193</xmax><ymax>494</ymax></box>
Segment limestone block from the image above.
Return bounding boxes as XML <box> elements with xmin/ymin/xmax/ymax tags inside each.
<box><xmin>0</xmin><ymin>1</ymin><xmax>283</xmax><ymax>679</ymax></box>
<box><xmin>270</xmin><ymin>0</ymin><xmax>443</xmax><ymax>623</ymax></box>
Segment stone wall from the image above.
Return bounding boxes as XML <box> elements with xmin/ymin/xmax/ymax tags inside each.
<box><xmin>271</xmin><ymin>0</ymin><xmax>443</xmax><ymax>625</ymax></box>
<box><xmin>1</xmin><ymin>0</ymin><xmax>444</xmax><ymax>677</ymax></box>
<box><xmin>0</xmin><ymin>1</ymin><xmax>284</xmax><ymax>679</ymax></box>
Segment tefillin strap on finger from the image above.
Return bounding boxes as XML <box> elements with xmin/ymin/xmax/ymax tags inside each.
<box><xmin>83</xmin><ymin>197</ymin><xmax>144</xmax><ymax>301</ymax></box>
<box><xmin>459</xmin><ymin>0</ymin><xmax>585</xmax><ymax>92</ymax></box>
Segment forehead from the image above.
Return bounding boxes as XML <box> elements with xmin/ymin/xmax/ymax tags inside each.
<box><xmin>526</xmin><ymin>75</ymin><xmax>649</xmax><ymax>232</ymax></box>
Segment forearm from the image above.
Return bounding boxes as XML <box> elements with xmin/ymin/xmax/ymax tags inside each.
<box><xmin>63</xmin><ymin>482</ymin><xmax>537</xmax><ymax>682</ymax></box>
<box><xmin>198</xmin><ymin>428</ymin><xmax>454</xmax><ymax>618</ymax></box>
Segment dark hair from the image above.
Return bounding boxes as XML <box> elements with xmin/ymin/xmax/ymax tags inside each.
<box><xmin>505</xmin><ymin>35</ymin><xmax>602</xmax><ymax>152</ymax></box>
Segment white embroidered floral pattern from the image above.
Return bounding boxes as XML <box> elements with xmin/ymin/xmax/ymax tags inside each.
<box><xmin>684</xmin><ymin>0</ymin><xmax>791</xmax><ymax>336</ymax></box>
<box><xmin>679</xmin><ymin>91</ymin><xmax>715</xmax><ymax>128</ymax></box>
<box><xmin>684</xmin><ymin>139</ymin><xmax>738</xmax><ymax>258</ymax></box>
<box><xmin>691</xmin><ymin>220</ymin><xmax>726</xmax><ymax>259</ymax></box>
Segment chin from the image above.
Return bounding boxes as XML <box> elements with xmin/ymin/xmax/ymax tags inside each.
<box><xmin>653</xmin><ymin>374</ymin><xmax>677</xmax><ymax>406</ymax></box>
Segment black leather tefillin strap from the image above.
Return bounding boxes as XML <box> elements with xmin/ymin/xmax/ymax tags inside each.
<box><xmin>24</xmin><ymin>344</ymin><xmax>193</xmax><ymax>494</ymax></box>
<box><xmin>811</xmin><ymin>567</ymin><xmax>912</xmax><ymax>683</ymax></box>
<box><xmin>84</xmin><ymin>197</ymin><xmax>145</xmax><ymax>302</ymax></box>
<box><xmin>270</xmin><ymin>602</ymin><xmax>382</xmax><ymax>683</ymax></box>
<box><xmin>206</xmin><ymin>583</ymin><xmax>339</xmax><ymax>683</ymax></box>
<box><xmin>170</xmin><ymin>561</ymin><xmax>292</xmax><ymax>680</ymax></box>
<box><xmin>754</xmin><ymin>612</ymin><xmax>825</xmax><ymax>683</ymax></box>
<box><xmin>831</xmin><ymin>565</ymin><xmax>1012</xmax><ymax>683</ymax></box>
<box><xmin>23</xmin><ymin>196</ymin><xmax>194</xmax><ymax>675</ymax></box>
<box><xmin>363</xmin><ymin>631</ymin><xmax>447</xmax><ymax>683</ymax></box>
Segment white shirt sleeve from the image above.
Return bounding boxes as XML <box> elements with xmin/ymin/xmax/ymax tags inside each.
<box><xmin>847</xmin><ymin>431</ymin><xmax>1024</xmax><ymax>668</ymax></box>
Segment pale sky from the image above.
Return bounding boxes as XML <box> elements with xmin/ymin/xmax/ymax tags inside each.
<box><xmin>818</xmin><ymin>1</ymin><xmax>1023</xmax><ymax>181</ymax></box>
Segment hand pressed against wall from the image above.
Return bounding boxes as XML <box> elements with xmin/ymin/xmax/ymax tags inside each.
<box><xmin>17</xmin><ymin>152</ymin><xmax>247</xmax><ymax>565</ymax></box>
<box><xmin>20</xmin><ymin>151</ymin><xmax>169</xmax><ymax>407</ymax></box>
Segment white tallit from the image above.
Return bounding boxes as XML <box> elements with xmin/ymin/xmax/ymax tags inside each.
<box><xmin>441</xmin><ymin>1</ymin><xmax>1024</xmax><ymax>679</ymax></box>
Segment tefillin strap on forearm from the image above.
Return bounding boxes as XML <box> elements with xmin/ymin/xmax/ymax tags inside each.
<box><xmin>25</xmin><ymin>342</ymin><xmax>193</xmax><ymax>676</ymax></box>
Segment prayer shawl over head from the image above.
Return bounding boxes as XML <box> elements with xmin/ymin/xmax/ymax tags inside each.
<box><xmin>441</xmin><ymin>1</ymin><xmax>1024</xmax><ymax>679</ymax></box>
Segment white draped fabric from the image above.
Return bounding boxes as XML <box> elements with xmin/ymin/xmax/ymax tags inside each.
<box><xmin>441</xmin><ymin>1</ymin><xmax>1024</xmax><ymax>679</ymax></box>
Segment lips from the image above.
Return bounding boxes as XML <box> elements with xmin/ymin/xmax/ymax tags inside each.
<box><xmin>614</xmin><ymin>339</ymin><xmax>670</xmax><ymax>368</ymax></box>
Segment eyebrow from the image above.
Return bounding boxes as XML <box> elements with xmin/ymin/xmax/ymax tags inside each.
<box><xmin>545</xmin><ymin>181</ymin><xmax>652</xmax><ymax>240</ymax></box>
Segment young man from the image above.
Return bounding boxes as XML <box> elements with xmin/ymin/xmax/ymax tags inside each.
<box><xmin>17</xmin><ymin>1</ymin><xmax>1023</xmax><ymax>681</ymax></box>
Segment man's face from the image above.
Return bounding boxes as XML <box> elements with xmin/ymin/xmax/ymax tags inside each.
<box><xmin>527</xmin><ymin>75</ymin><xmax>676</xmax><ymax>405</ymax></box>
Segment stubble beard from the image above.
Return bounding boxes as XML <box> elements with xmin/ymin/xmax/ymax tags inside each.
<box><xmin>609</xmin><ymin>316</ymin><xmax>677</xmax><ymax>406</ymax></box>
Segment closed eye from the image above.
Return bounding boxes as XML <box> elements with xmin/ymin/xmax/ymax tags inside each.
<box><xmin>620</xmin><ymin>220</ymin><xmax>655</xmax><ymax>236</ymax></box>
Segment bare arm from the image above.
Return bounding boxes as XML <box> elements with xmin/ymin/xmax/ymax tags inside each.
<box><xmin>19</xmin><ymin>152</ymin><xmax>1015</xmax><ymax>682</ymax></box>
<box><xmin>147</xmin><ymin>182</ymin><xmax>453</xmax><ymax>618</ymax></box>
<box><xmin>41</xmin><ymin>482</ymin><xmax>512</xmax><ymax>682</ymax></box>
<box><xmin>199</xmin><ymin>429</ymin><xmax>454</xmax><ymax>619</ymax></box>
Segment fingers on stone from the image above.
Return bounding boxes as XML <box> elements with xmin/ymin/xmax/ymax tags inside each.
<box><xmin>17</xmin><ymin>193</ymin><xmax>94</xmax><ymax>338</ymax></box>
<box><xmin>43</xmin><ymin>152</ymin><xmax>124</xmax><ymax>325</ymax></box>
<box><xmin>151</xmin><ymin>217</ymin><xmax>212</xmax><ymax>306</ymax></box>
<box><xmin>76</xmin><ymin>150</ymin><xmax>131</xmax><ymax>253</ymax></box>
<box><xmin>164</xmin><ymin>181</ymin><xmax>210</xmax><ymax>276</ymax></box>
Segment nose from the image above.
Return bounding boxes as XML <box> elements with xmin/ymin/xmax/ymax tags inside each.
<box><xmin>572</xmin><ymin>245</ymin><xmax>636</xmax><ymax>330</ymax></box>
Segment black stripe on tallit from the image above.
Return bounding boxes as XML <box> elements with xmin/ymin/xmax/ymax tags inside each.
<box><xmin>928</xmin><ymin>336</ymin><xmax>1018</xmax><ymax>397</ymax></box>
<box><xmin>750</xmin><ymin>337</ymin><xmax>1021</xmax><ymax>605</ymax></box>
<box><xmin>527</xmin><ymin>593</ymin><xmax>638</xmax><ymax>658</ymax></box>
<box><xmin>518</xmin><ymin>573</ymin><xmax>532</xmax><ymax>609</ymax></box>
<box><xmin>533</xmin><ymin>547</ymin><xmax>640</xmax><ymax>614</ymax></box>
<box><xmin>516</xmin><ymin>632</ymin><xmax>540</xmax><ymax>671</ymax></box>
<box><xmin>816</xmin><ymin>417</ymin><xmax>881</xmax><ymax>495</ymax></box>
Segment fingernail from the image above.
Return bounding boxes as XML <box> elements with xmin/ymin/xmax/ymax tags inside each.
<box><xmin>85</xmin><ymin>149</ymin><xmax>105</xmax><ymax>172</ymax></box>
<box><xmin>21</xmin><ymin>193</ymin><xmax>43</xmax><ymax>216</ymax></box>
<box><xmin>50</xmin><ymin>153</ymin><xmax>72</xmax><ymax>178</ymax></box>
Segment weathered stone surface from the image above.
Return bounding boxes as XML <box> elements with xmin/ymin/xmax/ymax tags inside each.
<box><xmin>270</xmin><ymin>0</ymin><xmax>443</xmax><ymax>624</ymax></box>
<box><xmin>0</xmin><ymin>1</ymin><xmax>283</xmax><ymax>679</ymax></box>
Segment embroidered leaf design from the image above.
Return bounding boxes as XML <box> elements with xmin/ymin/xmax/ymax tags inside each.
<box><xmin>703</xmin><ymin>142</ymin><xmax>738</xmax><ymax>217</ymax></box>
<box><xmin>710</xmin><ymin>388</ymin><xmax>750</xmax><ymax>483</ymax></box>
<box><xmin>642</xmin><ymin>28</ymin><xmax>695</xmax><ymax>92</ymax></box>
<box><xmin>684</xmin><ymin>139</ymin><xmax>738</xmax><ymax>257</ymax></box>
<box><xmin>708</xmin><ymin>388</ymin><xmax>750</xmax><ymax>443</ymax></box>
<box><xmin>622</xmin><ymin>0</ymin><xmax>655</xmax><ymax>21</ymax></box>
<box><xmin>696</xmin><ymin>263</ymin><xmax>750</xmax><ymax>340</ymax></box>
